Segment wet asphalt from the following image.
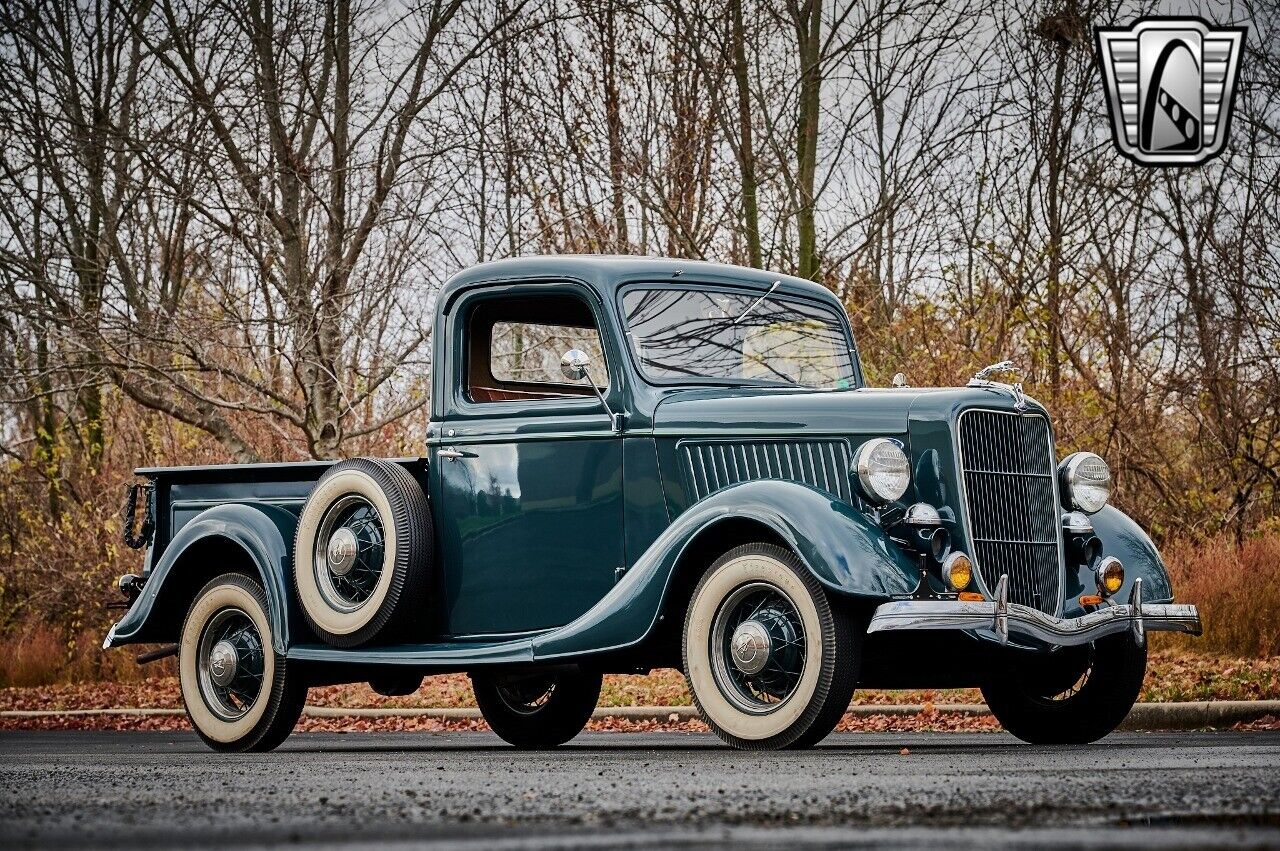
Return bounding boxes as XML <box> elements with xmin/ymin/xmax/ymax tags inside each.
<box><xmin>2</xmin><ymin>730</ymin><xmax>1279</xmax><ymax>848</ymax></box>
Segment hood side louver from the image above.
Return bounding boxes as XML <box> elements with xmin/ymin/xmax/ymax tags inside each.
<box><xmin>680</xmin><ymin>439</ymin><xmax>853</xmax><ymax>503</ymax></box>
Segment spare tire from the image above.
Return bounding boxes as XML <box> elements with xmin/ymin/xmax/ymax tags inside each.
<box><xmin>293</xmin><ymin>458</ymin><xmax>432</xmax><ymax>647</ymax></box>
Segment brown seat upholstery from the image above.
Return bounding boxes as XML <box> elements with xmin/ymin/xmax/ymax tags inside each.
<box><xmin>470</xmin><ymin>385</ymin><xmax>587</xmax><ymax>403</ymax></box>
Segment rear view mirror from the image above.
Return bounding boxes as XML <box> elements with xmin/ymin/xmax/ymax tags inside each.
<box><xmin>560</xmin><ymin>349</ymin><xmax>621</xmax><ymax>433</ymax></box>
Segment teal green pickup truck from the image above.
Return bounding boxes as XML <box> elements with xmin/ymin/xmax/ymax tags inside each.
<box><xmin>105</xmin><ymin>256</ymin><xmax>1201</xmax><ymax>752</ymax></box>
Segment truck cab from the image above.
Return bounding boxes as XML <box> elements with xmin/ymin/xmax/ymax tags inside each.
<box><xmin>105</xmin><ymin>256</ymin><xmax>1201</xmax><ymax>752</ymax></box>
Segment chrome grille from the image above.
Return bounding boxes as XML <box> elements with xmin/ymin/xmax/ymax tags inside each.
<box><xmin>958</xmin><ymin>410</ymin><xmax>1062</xmax><ymax>614</ymax></box>
<box><xmin>681</xmin><ymin>439</ymin><xmax>852</xmax><ymax>502</ymax></box>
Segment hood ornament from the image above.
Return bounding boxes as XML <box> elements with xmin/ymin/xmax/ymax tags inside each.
<box><xmin>969</xmin><ymin>361</ymin><xmax>1028</xmax><ymax>411</ymax></box>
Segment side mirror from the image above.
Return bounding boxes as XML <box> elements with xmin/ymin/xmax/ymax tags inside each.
<box><xmin>560</xmin><ymin>348</ymin><xmax>622</xmax><ymax>433</ymax></box>
<box><xmin>560</xmin><ymin>349</ymin><xmax>592</xmax><ymax>381</ymax></box>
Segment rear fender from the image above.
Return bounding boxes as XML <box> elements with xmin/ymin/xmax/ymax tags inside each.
<box><xmin>532</xmin><ymin>479</ymin><xmax>918</xmax><ymax>660</ymax></box>
<box><xmin>104</xmin><ymin>503</ymin><xmax>297</xmax><ymax>653</ymax></box>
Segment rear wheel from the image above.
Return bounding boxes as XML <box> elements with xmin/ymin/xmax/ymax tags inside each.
<box><xmin>179</xmin><ymin>573</ymin><xmax>306</xmax><ymax>752</ymax></box>
<box><xmin>682</xmin><ymin>543</ymin><xmax>860</xmax><ymax>750</ymax></box>
<box><xmin>981</xmin><ymin>632</ymin><xmax>1147</xmax><ymax>744</ymax></box>
<box><xmin>472</xmin><ymin>669</ymin><xmax>602</xmax><ymax>748</ymax></box>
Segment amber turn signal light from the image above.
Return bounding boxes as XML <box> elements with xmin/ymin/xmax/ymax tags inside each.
<box><xmin>943</xmin><ymin>552</ymin><xmax>973</xmax><ymax>592</ymax></box>
<box><xmin>1079</xmin><ymin>594</ymin><xmax>1104</xmax><ymax>607</ymax></box>
<box><xmin>957</xmin><ymin>592</ymin><xmax>984</xmax><ymax>602</ymax></box>
<box><xmin>1095</xmin><ymin>556</ymin><xmax>1125</xmax><ymax>597</ymax></box>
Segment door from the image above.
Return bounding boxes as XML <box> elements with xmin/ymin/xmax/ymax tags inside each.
<box><xmin>431</xmin><ymin>286</ymin><xmax>625</xmax><ymax>636</ymax></box>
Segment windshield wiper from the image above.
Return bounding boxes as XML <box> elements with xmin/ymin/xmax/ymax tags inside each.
<box><xmin>723</xmin><ymin>377</ymin><xmax>801</xmax><ymax>389</ymax></box>
<box><xmin>732</xmin><ymin>281</ymin><xmax>780</xmax><ymax>325</ymax></box>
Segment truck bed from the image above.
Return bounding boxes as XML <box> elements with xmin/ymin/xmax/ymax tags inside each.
<box><xmin>136</xmin><ymin>458</ymin><xmax>427</xmax><ymax>566</ymax></box>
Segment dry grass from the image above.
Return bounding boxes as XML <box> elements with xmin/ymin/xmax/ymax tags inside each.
<box><xmin>0</xmin><ymin>622</ymin><xmax>173</xmax><ymax>688</ymax></box>
<box><xmin>1163</xmin><ymin>531</ymin><xmax>1280</xmax><ymax>658</ymax></box>
<box><xmin>2</xmin><ymin>532</ymin><xmax>1274</xmax><ymax>690</ymax></box>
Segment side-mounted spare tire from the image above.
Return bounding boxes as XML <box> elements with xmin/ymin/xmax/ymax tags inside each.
<box><xmin>293</xmin><ymin>458</ymin><xmax>432</xmax><ymax>647</ymax></box>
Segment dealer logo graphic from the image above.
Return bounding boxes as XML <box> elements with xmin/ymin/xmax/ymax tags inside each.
<box><xmin>1095</xmin><ymin>17</ymin><xmax>1246</xmax><ymax>166</ymax></box>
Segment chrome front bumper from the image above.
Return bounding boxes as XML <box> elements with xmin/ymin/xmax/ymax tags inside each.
<box><xmin>867</xmin><ymin>576</ymin><xmax>1202</xmax><ymax>648</ymax></box>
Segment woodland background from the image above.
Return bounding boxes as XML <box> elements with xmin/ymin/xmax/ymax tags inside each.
<box><xmin>0</xmin><ymin>0</ymin><xmax>1276</xmax><ymax>685</ymax></box>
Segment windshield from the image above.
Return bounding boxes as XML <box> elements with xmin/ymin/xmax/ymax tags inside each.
<box><xmin>621</xmin><ymin>287</ymin><xmax>857</xmax><ymax>389</ymax></box>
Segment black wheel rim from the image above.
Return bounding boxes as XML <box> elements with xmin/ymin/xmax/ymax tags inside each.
<box><xmin>314</xmin><ymin>494</ymin><xmax>385</xmax><ymax>611</ymax></box>
<box><xmin>1034</xmin><ymin>645</ymin><xmax>1095</xmax><ymax>703</ymax></box>
<box><xmin>494</xmin><ymin>674</ymin><xmax>558</xmax><ymax>716</ymax></box>
<box><xmin>196</xmin><ymin>607</ymin><xmax>265</xmax><ymax>721</ymax></box>
<box><xmin>710</xmin><ymin>581</ymin><xmax>807</xmax><ymax>714</ymax></box>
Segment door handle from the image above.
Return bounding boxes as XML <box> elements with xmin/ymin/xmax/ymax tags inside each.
<box><xmin>438</xmin><ymin>448</ymin><xmax>475</xmax><ymax>461</ymax></box>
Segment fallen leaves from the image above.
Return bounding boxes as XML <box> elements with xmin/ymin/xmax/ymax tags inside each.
<box><xmin>2</xmin><ymin>649</ymin><xmax>1275</xmax><ymax>736</ymax></box>
<box><xmin>0</xmin><ymin>709</ymin><xmax>1004</xmax><ymax>735</ymax></box>
<box><xmin>1233</xmin><ymin>714</ymin><xmax>1280</xmax><ymax>732</ymax></box>
<box><xmin>835</xmin><ymin>708</ymin><xmax>999</xmax><ymax>734</ymax></box>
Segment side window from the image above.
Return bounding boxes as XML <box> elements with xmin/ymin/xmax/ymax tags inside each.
<box><xmin>490</xmin><ymin>321</ymin><xmax>606</xmax><ymax>386</ymax></box>
<box><xmin>467</xmin><ymin>293</ymin><xmax>608</xmax><ymax>404</ymax></box>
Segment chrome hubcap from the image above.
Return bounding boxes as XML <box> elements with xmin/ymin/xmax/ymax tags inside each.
<box><xmin>314</xmin><ymin>495</ymin><xmax>385</xmax><ymax>612</ymax></box>
<box><xmin>207</xmin><ymin>640</ymin><xmax>239</xmax><ymax>687</ymax></box>
<box><xmin>729</xmin><ymin>620</ymin><xmax>772</xmax><ymax>675</ymax></box>
<box><xmin>196</xmin><ymin>607</ymin><xmax>265</xmax><ymax>722</ymax></box>
<box><xmin>326</xmin><ymin>527</ymin><xmax>359</xmax><ymax>576</ymax></box>
<box><xmin>711</xmin><ymin>581</ymin><xmax>807</xmax><ymax>715</ymax></box>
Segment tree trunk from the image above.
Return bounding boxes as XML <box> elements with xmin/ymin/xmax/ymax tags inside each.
<box><xmin>792</xmin><ymin>0</ymin><xmax>822</xmax><ymax>280</ymax></box>
<box><xmin>730</xmin><ymin>0</ymin><xmax>762</xmax><ymax>268</ymax></box>
<box><xmin>1044</xmin><ymin>40</ymin><xmax>1067</xmax><ymax>404</ymax></box>
<box><xmin>34</xmin><ymin>328</ymin><xmax>61</xmax><ymax>521</ymax></box>
<box><xmin>601</xmin><ymin>0</ymin><xmax>629</xmax><ymax>251</ymax></box>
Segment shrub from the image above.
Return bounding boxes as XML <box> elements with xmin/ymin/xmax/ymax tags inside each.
<box><xmin>0</xmin><ymin>620</ymin><xmax>175</xmax><ymax>688</ymax></box>
<box><xmin>1161</xmin><ymin>531</ymin><xmax>1280</xmax><ymax>658</ymax></box>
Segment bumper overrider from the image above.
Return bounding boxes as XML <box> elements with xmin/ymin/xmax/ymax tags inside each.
<box><xmin>867</xmin><ymin>576</ymin><xmax>1202</xmax><ymax>648</ymax></box>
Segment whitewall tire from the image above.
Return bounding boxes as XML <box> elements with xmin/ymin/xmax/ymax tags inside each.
<box><xmin>683</xmin><ymin>543</ymin><xmax>860</xmax><ymax>750</ymax></box>
<box><xmin>293</xmin><ymin>458</ymin><xmax>432</xmax><ymax>647</ymax></box>
<box><xmin>179</xmin><ymin>573</ymin><xmax>305</xmax><ymax>752</ymax></box>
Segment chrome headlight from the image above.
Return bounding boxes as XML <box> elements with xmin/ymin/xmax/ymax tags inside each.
<box><xmin>1059</xmin><ymin>451</ymin><xmax>1112</xmax><ymax>514</ymax></box>
<box><xmin>854</xmin><ymin>438</ymin><xmax>910</xmax><ymax>504</ymax></box>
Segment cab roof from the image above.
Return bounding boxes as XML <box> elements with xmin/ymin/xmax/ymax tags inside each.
<box><xmin>438</xmin><ymin>255</ymin><xmax>838</xmax><ymax>308</ymax></box>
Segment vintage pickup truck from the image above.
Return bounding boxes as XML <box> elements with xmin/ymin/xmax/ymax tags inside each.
<box><xmin>105</xmin><ymin>256</ymin><xmax>1201</xmax><ymax>752</ymax></box>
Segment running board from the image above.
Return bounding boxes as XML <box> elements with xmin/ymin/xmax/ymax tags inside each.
<box><xmin>287</xmin><ymin>637</ymin><xmax>537</xmax><ymax>668</ymax></box>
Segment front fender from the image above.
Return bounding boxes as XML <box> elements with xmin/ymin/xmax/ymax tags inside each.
<box><xmin>104</xmin><ymin>503</ymin><xmax>297</xmax><ymax>654</ymax></box>
<box><xmin>532</xmin><ymin>479</ymin><xmax>918</xmax><ymax>660</ymax></box>
<box><xmin>1060</xmin><ymin>505</ymin><xmax>1174</xmax><ymax>618</ymax></box>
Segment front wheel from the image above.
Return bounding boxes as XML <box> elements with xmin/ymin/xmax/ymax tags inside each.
<box><xmin>981</xmin><ymin>632</ymin><xmax>1147</xmax><ymax>744</ymax></box>
<box><xmin>472</xmin><ymin>669</ymin><xmax>602</xmax><ymax>748</ymax></box>
<box><xmin>683</xmin><ymin>543</ymin><xmax>860</xmax><ymax>750</ymax></box>
<box><xmin>179</xmin><ymin>573</ymin><xmax>307</xmax><ymax>752</ymax></box>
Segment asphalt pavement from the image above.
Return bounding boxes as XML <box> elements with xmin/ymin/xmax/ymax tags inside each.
<box><xmin>3</xmin><ymin>730</ymin><xmax>1280</xmax><ymax>848</ymax></box>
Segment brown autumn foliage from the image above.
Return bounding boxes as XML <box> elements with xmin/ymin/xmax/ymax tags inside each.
<box><xmin>1161</xmin><ymin>531</ymin><xmax>1280</xmax><ymax>659</ymax></box>
<box><xmin>0</xmin><ymin>1</ymin><xmax>1276</xmax><ymax>686</ymax></box>
<box><xmin>0</xmin><ymin>376</ymin><xmax>1276</xmax><ymax>689</ymax></box>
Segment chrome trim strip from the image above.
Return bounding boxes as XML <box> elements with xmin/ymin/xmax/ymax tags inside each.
<box><xmin>954</xmin><ymin>407</ymin><xmax>1066</xmax><ymax>617</ymax></box>
<box><xmin>866</xmin><ymin>598</ymin><xmax>1201</xmax><ymax>647</ymax></box>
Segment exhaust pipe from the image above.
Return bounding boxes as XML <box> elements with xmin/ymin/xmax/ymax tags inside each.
<box><xmin>135</xmin><ymin>644</ymin><xmax>178</xmax><ymax>665</ymax></box>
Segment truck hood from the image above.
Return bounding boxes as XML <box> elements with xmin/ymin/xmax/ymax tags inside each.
<box><xmin>650</xmin><ymin>384</ymin><xmax>1046</xmax><ymax>438</ymax></box>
